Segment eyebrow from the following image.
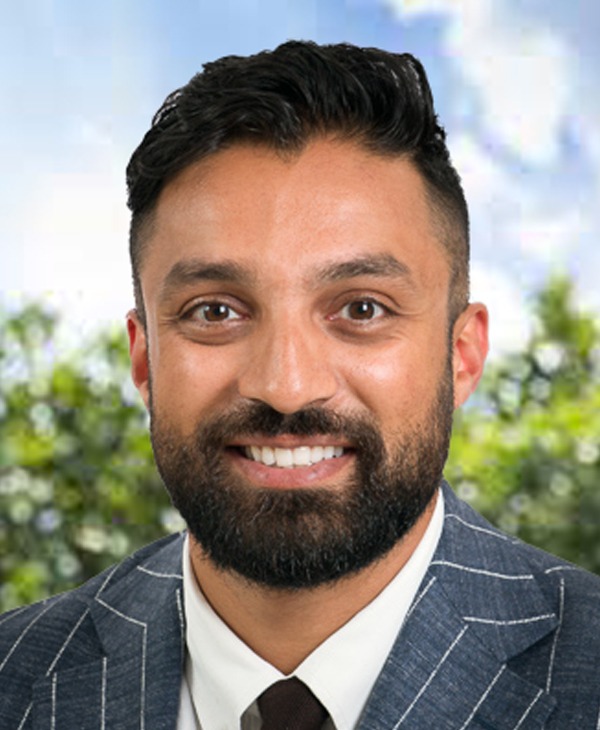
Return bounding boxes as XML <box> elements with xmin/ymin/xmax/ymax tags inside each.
<box><xmin>158</xmin><ymin>252</ymin><xmax>414</xmax><ymax>303</ymax></box>
<box><xmin>314</xmin><ymin>254</ymin><xmax>414</xmax><ymax>285</ymax></box>
<box><xmin>159</xmin><ymin>258</ymin><xmax>255</xmax><ymax>302</ymax></box>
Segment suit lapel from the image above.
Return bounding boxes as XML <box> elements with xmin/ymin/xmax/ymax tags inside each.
<box><xmin>359</xmin><ymin>485</ymin><xmax>559</xmax><ymax>729</ymax></box>
<box><xmin>31</xmin><ymin>535</ymin><xmax>186</xmax><ymax>730</ymax></box>
<box><xmin>357</xmin><ymin>577</ymin><xmax>556</xmax><ymax>729</ymax></box>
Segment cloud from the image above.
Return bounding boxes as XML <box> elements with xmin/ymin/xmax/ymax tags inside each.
<box><xmin>456</xmin><ymin>29</ymin><xmax>568</xmax><ymax>165</ymax></box>
<box><xmin>449</xmin><ymin>132</ymin><xmax>512</xmax><ymax>207</ymax></box>
<box><xmin>391</xmin><ymin>0</ymin><xmax>468</xmax><ymax>17</ymax></box>
<box><xmin>509</xmin><ymin>212</ymin><xmax>590</xmax><ymax>265</ymax></box>
<box><xmin>470</xmin><ymin>261</ymin><xmax>533</xmax><ymax>361</ymax></box>
<box><xmin>385</xmin><ymin>0</ymin><xmax>572</xmax><ymax>165</ymax></box>
<box><xmin>448</xmin><ymin>124</ymin><xmax>595</xmax><ymax>278</ymax></box>
<box><xmin>1</xmin><ymin>119</ymin><xmax>133</xmax><ymax>344</ymax></box>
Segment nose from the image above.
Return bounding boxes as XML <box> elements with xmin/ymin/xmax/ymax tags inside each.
<box><xmin>237</xmin><ymin>321</ymin><xmax>338</xmax><ymax>414</ymax></box>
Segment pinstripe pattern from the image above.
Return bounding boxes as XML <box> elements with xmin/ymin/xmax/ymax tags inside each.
<box><xmin>0</xmin><ymin>533</ymin><xmax>185</xmax><ymax>729</ymax></box>
<box><xmin>0</xmin><ymin>605</ymin><xmax>28</xmax><ymax>628</ymax></box>
<box><xmin>458</xmin><ymin>665</ymin><xmax>506</xmax><ymax>730</ymax></box>
<box><xmin>50</xmin><ymin>673</ymin><xmax>57</xmax><ymax>730</ymax></box>
<box><xmin>357</xmin><ymin>484</ymin><xmax>600</xmax><ymax>728</ymax></box>
<box><xmin>444</xmin><ymin>512</ymin><xmax>511</xmax><ymax>541</ymax></box>
<box><xmin>175</xmin><ymin>587</ymin><xmax>185</xmax><ymax>658</ymax></box>
<box><xmin>137</xmin><ymin>566</ymin><xmax>183</xmax><ymax>580</ymax></box>
<box><xmin>45</xmin><ymin>608</ymin><xmax>90</xmax><ymax>676</ymax></box>
<box><xmin>1</xmin><ymin>487</ymin><xmax>600</xmax><ymax>728</ymax></box>
<box><xmin>429</xmin><ymin>560</ymin><xmax>535</xmax><ymax>580</ymax></box>
<box><xmin>100</xmin><ymin>656</ymin><xmax>107</xmax><ymax>730</ymax></box>
<box><xmin>463</xmin><ymin>614</ymin><xmax>555</xmax><ymax>625</ymax></box>
<box><xmin>95</xmin><ymin>596</ymin><xmax>149</xmax><ymax>730</ymax></box>
<box><xmin>0</xmin><ymin>600</ymin><xmax>59</xmax><ymax>673</ymax></box>
<box><xmin>94</xmin><ymin>563</ymin><xmax>120</xmax><ymax>598</ymax></box>
<box><xmin>405</xmin><ymin>575</ymin><xmax>436</xmax><ymax>622</ymax></box>
<box><xmin>16</xmin><ymin>703</ymin><xmax>31</xmax><ymax>730</ymax></box>
<box><xmin>545</xmin><ymin>564</ymin><xmax>581</xmax><ymax>574</ymax></box>
<box><xmin>514</xmin><ymin>689</ymin><xmax>544</xmax><ymax>730</ymax></box>
<box><xmin>392</xmin><ymin>626</ymin><xmax>469</xmax><ymax>727</ymax></box>
<box><xmin>545</xmin><ymin>577</ymin><xmax>565</xmax><ymax>694</ymax></box>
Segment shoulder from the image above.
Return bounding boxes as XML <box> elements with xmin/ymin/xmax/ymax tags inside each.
<box><xmin>436</xmin><ymin>484</ymin><xmax>600</xmax><ymax>722</ymax></box>
<box><xmin>0</xmin><ymin>533</ymin><xmax>185</xmax><ymax>727</ymax></box>
<box><xmin>439</xmin><ymin>480</ymin><xmax>600</xmax><ymax>642</ymax></box>
<box><xmin>441</xmin><ymin>480</ymin><xmax>600</xmax><ymax>595</ymax></box>
<box><xmin>0</xmin><ymin>532</ymin><xmax>184</xmax><ymax>667</ymax></box>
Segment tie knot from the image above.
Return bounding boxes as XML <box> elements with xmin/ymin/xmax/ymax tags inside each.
<box><xmin>258</xmin><ymin>677</ymin><xmax>328</xmax><ymax>730</ymax></box>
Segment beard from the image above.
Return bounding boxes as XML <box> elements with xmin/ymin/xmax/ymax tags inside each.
<box><xmin>150</xmin><ymin>366</ymin><xmax>454</xmax><ymax>590</ymax></box>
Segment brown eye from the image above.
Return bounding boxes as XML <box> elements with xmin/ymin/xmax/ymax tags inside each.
<box><xmin>342</xmin><ymin>300</ymin><xmax>385</xmax><ymax>321</ymax></box>
<box><xmin>187</xmin><ymin>302</ymin><xmax>242</xmax><ymax>323</ymax></box>
<box><xmin>202</xmin><ymin>303</ymin><xmax>231</xmax><ymax>322</ymax></box>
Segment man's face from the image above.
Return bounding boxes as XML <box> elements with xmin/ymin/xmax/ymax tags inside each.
<box><xmin>128</xmin><ymin>139</ymin><xmax>487</xmax><ymax>588</ymax></box>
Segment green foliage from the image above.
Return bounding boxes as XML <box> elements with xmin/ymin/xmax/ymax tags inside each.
<box><xmin>0</xmin><ymin>307</ymin><xmax>179</xmax><ymax>611</ymax></box>
<box><xmin>446</xmin><ymin>276</ymin><xmax>600</xmax><ymax>574</ymax></box>
<box><xmin>1</xmin><ymin>276</ymin><xmax>599</xmax><ymax>611</ymax></box>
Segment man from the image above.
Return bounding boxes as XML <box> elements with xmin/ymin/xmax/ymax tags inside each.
<box><xmin>1</xmin><ymin>41</ymin><xmax>599</xmax><ymax>730</ymax></box>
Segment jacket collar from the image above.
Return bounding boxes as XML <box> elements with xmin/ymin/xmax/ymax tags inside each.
<box><xmin>358</xmin><ymin>483</ymin><xmax>558</xmax><ymax>729</ymax></box>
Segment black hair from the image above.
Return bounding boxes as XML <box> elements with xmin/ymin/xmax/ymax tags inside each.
<box><xmin>127</xmin><ymin>40</ymin><xmax>469</xmax><ymax>322</ymax></box>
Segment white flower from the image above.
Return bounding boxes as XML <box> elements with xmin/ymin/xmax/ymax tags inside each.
<box><xmin>576</xmin><ymin>440</ymin><xmax>599</xmax><ymax>466</ymax></box>
<box><xmin>534</xmin><ymin>342</ymin><xmax>565</xmax><ymax>375</ymax></box>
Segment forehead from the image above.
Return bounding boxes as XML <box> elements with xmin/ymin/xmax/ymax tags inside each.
<box><xmin>142</xmin><ymin>139</ymin><xmax>449</xmax><ymax>292</ymax></box>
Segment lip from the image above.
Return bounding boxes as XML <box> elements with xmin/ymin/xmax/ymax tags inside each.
<box><xmin>226</xmin><ymin>446</ymin><xmax>355</xmax><ymax>489</ymax></box>
<box><xmin>228</xmin><ymin>436</ymin><xmax>352</xmax><ymax>449</ymax></box>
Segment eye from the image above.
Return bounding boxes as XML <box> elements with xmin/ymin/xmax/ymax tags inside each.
<box><xmin>339</xmin><ymin>299</ymin><xmax>388</xmax><ymax>321</ymax></box>
<box><xmin>186</xmin><ymin>302</ymin><xmax>243</xmax><ymax>323</ymax></box>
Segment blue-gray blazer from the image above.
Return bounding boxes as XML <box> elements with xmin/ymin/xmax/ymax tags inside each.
<box><xmin>2</xmin><ymin>482</ymin><xmax>600</xmax><ymax>729</ymax></box>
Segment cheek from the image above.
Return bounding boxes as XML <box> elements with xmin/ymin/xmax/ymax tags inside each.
<box><xmin>150</xmin><ymin>340</ymin><xmax>241</xmax><ymax>420</ymax></box>
<box><xmin>341</xmin><ymin>339</ymin><xmax>446</xmax><ymax>427</ymax></box>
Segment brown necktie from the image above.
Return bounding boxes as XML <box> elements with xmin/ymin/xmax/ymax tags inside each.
<box><xmin>257</xmin><ymin>677</ymin><xmax>329</xmax><ymax>730</ymax></box>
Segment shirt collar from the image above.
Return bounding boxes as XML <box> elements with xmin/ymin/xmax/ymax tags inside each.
<box><xmin>183</xmin><ymin>488</ymin><xmax>444</xmax><ymax>730</ymax></box>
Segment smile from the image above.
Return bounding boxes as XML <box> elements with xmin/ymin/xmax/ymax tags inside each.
<box><xmin>243</xmin><ymin>445</ymin><xmax>345</xmax><ymax>469</ymax></box>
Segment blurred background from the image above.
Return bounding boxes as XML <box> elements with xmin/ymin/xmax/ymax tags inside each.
<box><xmin>1</xmin><ymin>0</ymin><xmax>599</xmax><ymax>610</ymax></box>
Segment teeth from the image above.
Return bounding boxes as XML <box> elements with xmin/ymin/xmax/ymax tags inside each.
<box><xmin>293</xmin><ymin>446</ymin><xmax>311</xmax><ymax>466</ymax></box>
<box><xmin>262</xmin><ymin>446</ymin><xmax>276</xmax><ymax>466</ymax></box>
<box><xmin>243</xmin><ymin>445</ymin><xmax>346</xmax><ymax>468</ymax></box>
<box><xmin>275</xmin><ymin>448</ymin><xmax>293</xmax><ymax>468</ymax></box>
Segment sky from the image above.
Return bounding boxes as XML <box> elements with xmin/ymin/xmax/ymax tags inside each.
<box><xmin>1</xmin><ymin>0</ymin><xmax>599</xmax><ymax>360</ymax></box>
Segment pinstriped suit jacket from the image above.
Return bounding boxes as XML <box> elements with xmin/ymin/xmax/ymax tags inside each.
<box><xmin>2</xmin><ymin>482</ymin><xmax>600</xmax><ymax>729</ymax></box>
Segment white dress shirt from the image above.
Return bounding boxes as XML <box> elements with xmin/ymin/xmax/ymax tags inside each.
<box><xmin>178</xmin><ymin>489</ymin><xmax>444</xmax><ymax>730</ymax></box>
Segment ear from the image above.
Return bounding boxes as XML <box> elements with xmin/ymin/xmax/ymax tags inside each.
<box><xmin>127</xmin><ymin>310</ymin><xmax>151</xmax><ymax>410</ymax></box>
<box><xmin>452</xmin><ymin>303</ymin><xmax>489</xmax><ymax>409</ymax></box>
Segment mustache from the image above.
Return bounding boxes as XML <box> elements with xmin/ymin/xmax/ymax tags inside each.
<box><xmin>194</xmin><ymin>402</ymin><xmax>382</xmax><ymax>451</ymax></box>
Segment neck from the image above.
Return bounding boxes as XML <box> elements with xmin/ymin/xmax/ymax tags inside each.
<box><xmin>188</xmin><ymin>491</ymin><xmax>437</xmax><ymax>675</ymax></box>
